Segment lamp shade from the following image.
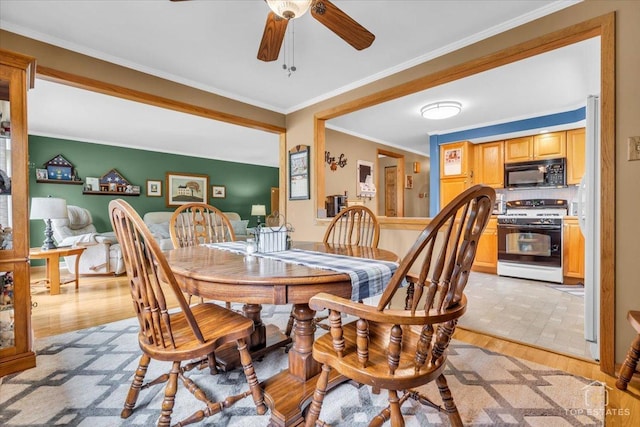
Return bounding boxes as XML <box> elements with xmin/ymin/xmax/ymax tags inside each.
<box><xmin>251</xmin><ymin>205</ymin><xmax>267</xmax><ymax>216</ymax></box>
<box><xmin>267</xmin><ymin>0</ymin><xmax>312</xmax><ymax>19</ymax></box>
<box><xmin>420</xmin><ymin>101</ymin><xmax>462</xmax><ymax>120</ymax></box>
<box><xmin>30</xmin><ymin>197</ymin><xmax>68</xmax><ymax>220</ymax></box>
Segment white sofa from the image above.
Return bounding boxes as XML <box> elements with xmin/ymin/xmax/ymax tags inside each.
<box><xmin>142</xmin><ymin>211</ymin><xmax>249</xmax><ymax>250</ymax></box>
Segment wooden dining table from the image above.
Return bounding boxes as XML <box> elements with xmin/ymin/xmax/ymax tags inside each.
<box><xmin>166</xmin><ymin>241</ymin><xmax>399</xmax><ymax>427</ymax></box>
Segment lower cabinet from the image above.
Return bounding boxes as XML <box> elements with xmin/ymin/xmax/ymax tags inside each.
<box><xmin>563</xmin><ymin>218</ymin><xmax>585</xmax><ymax>281</ymax></box>
<box><xmin>472</xmin><ymin>218</ymin><xmax>497</xmax><ymax>273</ymax></box>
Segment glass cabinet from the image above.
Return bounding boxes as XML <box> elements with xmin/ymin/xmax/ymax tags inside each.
<box><xmin>0</xmin><ymin>49</ymin><xmax>36</xmax><ymax>377</ymax></box>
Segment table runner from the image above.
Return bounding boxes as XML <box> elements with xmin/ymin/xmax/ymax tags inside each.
<box><xmin>204</xmin><ymin>242</ymin><xmax>399</xmax><ymax>300</ymax></box>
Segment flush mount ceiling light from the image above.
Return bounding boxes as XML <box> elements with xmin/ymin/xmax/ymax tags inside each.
<box><xmin>267</xmin><ymin>0</ymin><xmax>313</xmax><ymax>19</ymax></box>
<box><xmin>420</xmin><ymin>101</ymin><xmax>462</xmax><ymax>120</ymax></box>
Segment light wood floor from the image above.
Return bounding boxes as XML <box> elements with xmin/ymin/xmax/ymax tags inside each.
<box><xmin>29</xmin><ymin>267</ymin><xmax>640</xmax><ymax>425</ymax></box>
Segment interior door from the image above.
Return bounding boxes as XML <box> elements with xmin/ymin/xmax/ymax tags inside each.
<box><xmin>385</xmin><ymin>166</ymin><xmax>397</xmax><ymax>216</ymax></box>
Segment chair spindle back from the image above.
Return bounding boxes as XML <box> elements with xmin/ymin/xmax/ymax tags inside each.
<box><xmin>109</xmin><ymin>199</ymin><xmax>203</xmax><ymax>351</ymax></box>
<box><xmin>323</xmin><ymin>205</ymin><xmax>380</xmax><ymax>248</ymax></box>
<box><xmin>169</xmin><ymin>202</ymin><xmax>235</xmax><ymax>248</ymax></box>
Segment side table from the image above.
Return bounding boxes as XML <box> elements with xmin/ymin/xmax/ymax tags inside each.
<box><xmin>29</xmin><ymin>246</ymin><xmax>86</xmax><ymax>295</ymax></box>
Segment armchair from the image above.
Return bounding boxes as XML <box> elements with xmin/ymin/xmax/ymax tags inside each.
<box><xmin>50</xmin><ymin>205</ymin><xmax>125</xmax><ymax>275</ymax></box>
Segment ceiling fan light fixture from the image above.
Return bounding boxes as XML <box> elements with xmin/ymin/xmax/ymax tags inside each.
<box><xmin>420</xmin><ymin>101</ymin><xmax>462</xmax><ymax>120</ymax></box>
<box><xmin>267</xmin><ymin>0</ymin><xmax>313</xmax><ymax>19</ymax></box>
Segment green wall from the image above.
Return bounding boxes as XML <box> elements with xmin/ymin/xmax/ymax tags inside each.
<box><xmin>28</xmin><ymin>135</ymin><xmax>278</xmax><ymax>249</ymax></box>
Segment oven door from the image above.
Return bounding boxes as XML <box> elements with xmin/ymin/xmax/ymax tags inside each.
<box><xmin>497</xmin><ymin>223</ymin><xmax>562</xmax><ymax>268</ymax></box>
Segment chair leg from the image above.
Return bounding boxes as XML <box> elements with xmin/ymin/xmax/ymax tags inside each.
<box><xmin>121</xmin><ymin>353</ymin><xmax>151</xmax><ymax>419</ymax></box>
<box><xmin>436</xmin><ymin>374</ymin><xmax>462</xmax><ymax>427</ymax></box>
<box><xmin>285</xmin><ymin>306</ymin><xmax>296</xmax><ymax>337</ymax></box>
<box><xmin>158</xmin><ymin>361</ymin><xmax>180</xmax><ymax>427</ymax></box>
<box><xmin>388</xmin><ymin>389</ymin><xmax>405</xmax><ymax>427</ymax></box>
<box><xmin>207</xmin><ymin>352</ymin><xmax>219</xmax><ymax>375</ymax></box>
<box><xmin>616</xmin><ymin>334</ymin><xmax>640</xmax><ymax>390</ymax></box>
<box><xmin>237</xmin><ymin>338</ymin><xmax>267</xmax><ymax>414</ymax></box>
<box><xmin>304</xmin><ymin>364</ymin><xmax>331</xmax><ymax>427</ymax></box>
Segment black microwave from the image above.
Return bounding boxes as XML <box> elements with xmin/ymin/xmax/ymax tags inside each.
<box><xmin>504</xmin><ymin>158</ymin><xmax>566</xmax><ymax>189</ymax></box>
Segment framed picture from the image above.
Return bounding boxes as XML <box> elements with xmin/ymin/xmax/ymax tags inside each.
<box><xmin>146</xmin><ymin>179</ymin><xmax>162</xmax><ymax>197</ymax></box>
<box><xmin>289</xmin><ymin>145</ymin><xmax>310</xmax><ymax>200</ymax></box>
<box><xmin>211</xmin><ymin>185</ymin><xmax>226</xmax><ymax>199</ymax></box>
<box><xmin>35</xmin><ymin>168</ymin><xmax>48</xmax><ymax>180</ymax></box>
<box><xmin>166</xmin><ymin>172</ymin><xmax>209</xmax><ymax>207</ymax></box>
<box><xmin>85</xmin><ymin>177</ymin><xmax>99</xmax><ymax>191</ymax></box>
<box><xmin>405</xmin><ymin>175</ymin><xmax>414</xmax><ymax>189</ymax></box>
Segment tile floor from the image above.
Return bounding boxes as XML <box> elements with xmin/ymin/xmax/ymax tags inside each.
<box><xmin>459</xmin><ymin>272</ymin><xmax>595</xmax><ymax>360</ymax></box>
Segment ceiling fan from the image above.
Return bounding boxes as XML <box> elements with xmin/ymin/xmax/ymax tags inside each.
<box><xmin>171</xmin><ymin>0</ymin><xmax>375</xmax><ymax>62</ymax></box>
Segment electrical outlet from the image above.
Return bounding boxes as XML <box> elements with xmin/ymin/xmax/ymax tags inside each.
<box><xmin>628</xmin><ymin>136</ymin><xmax>640</xmax><ymax>161</ymax></box>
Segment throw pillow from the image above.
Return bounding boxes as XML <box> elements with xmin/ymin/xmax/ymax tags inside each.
<box><xmin>147</xmin><ymin>222</ymin><xmax>170</xmax><ymax>239</ymax></box>
<box><xmin>230</xmin><ymin>219</ymin><xmax>249</xmax><ymax>236</ymax></box>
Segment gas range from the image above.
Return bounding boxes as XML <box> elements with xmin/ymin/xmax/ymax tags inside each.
<box><xmin>496</xmin><ymin>198</ymin><xmax>567</xmax><ymax>283</ymax></box>
<box><xmin>498</xmin><ymin>199</ymin><xmax>567</xmax><ymax>225</ymax></box>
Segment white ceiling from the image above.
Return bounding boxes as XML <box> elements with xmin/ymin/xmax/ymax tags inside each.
<box><xmin>0</xmin><ymin>0</ymin><xmax>592</xmax><ymax>166</ymax></box>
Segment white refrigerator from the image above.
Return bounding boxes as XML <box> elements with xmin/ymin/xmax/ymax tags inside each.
<box><xmin>578</xmin><ymin>94</ymin><xmax>600</xmax><ymax>360</ymax></box>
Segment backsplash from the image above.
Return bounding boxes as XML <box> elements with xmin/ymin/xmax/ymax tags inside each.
<box><xmin>496</xmin><ymin>185</ymin><xmax>579</xmax><ymax>206</ymax></box>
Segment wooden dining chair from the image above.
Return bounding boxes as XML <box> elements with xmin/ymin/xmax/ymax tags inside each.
<box><xmin>170</xmin><ymin>202</ymin><xmax>235</xmax><ymax>307</ymax></box>
<box><xmin>616</xmin><ymin>310</ymin><xmax>640</xmax><ymax>390</ymax></box>
<box><xmin>304</xmin><ymin>185</ymin><xmax>495</xmax><ymax>427</ymax></box>
<box><xmin>323</xmin><ymin>205</ymin><xmax>380</xmax><ymax>247</ymax></box>
<box><xmin>169</xmin><ymin>202</ymin><xmax>236</xmax><ymax>248</ymax></box>
<box><xmin>284</xmin><ymin>205</ymin><xmax>380</xmax><ymax>338</ymax></box>
<box><xmin>108</xmin><ymin>199</ymin><xmax>267</xmax><ymax>426</ymax></box>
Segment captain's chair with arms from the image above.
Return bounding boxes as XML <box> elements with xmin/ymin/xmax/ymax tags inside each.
<box><xmin>304</xmin><ymin>185</ymin><xmax>495</xmax><ymax>427</ymax></box>
<box><xmin>51</xmin><ymin>205</ymin><xmax>125</xmax><ymax>275</ymax></box>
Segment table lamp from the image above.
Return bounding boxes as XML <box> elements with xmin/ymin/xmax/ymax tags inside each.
<box><xmin>251</xmin><ymin>204</ymin><xmax>266</xmax><ymax>227</ymax></box>
<box><xmin>30</xmin><ymin>196</ymin><xmax>68</xmax><ymax>250</ymax></box>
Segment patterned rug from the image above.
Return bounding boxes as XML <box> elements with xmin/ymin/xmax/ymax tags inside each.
<box><xmin>0</xmin><ymin>304</ymin><xmax>604</xmax><ymax>426</ymax></box>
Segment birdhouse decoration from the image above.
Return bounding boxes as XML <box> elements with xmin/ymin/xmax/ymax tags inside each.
<box><xmin>44</xmin><ymin>154</ymin><xmax>79</xmax><ymax>181</ymax></box>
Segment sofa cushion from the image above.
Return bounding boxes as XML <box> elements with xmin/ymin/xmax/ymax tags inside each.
<box><xmin>147</xmin><ymin>222</ymin><xmax>171</xmax><ymax>239</ymax></box>
<box><xmin>229</xmin><ymin>219</ymin><xmax>249</xmax><ymax>237</ymax></box>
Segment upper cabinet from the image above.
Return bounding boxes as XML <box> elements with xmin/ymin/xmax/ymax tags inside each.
<box><xmin>566</xmin><ymin>128</ymin><xmax>586</xmax><ymax>185</ymax></box>
<box><xmin>474</xmin><ymin>141</ymin><xmax>504</xmax><ymax>188</ymax></box>
<box><xmin>440</xmin><ymin>141</ymin><xmax>474</xmax><ymax>179</ymax></box>
<box><xmin>504</xmin><ymin>136</ymin><xmax>534</xmax><ymax>163</ymax></box>
<box><xmin>533</xmin><ymin>131</ymin><xmax>567</xmax><ymax>159</ymax></box>
<box><xmin>504</xmin><ymin>131</ymin><xmax>566</xmax><ymax>163</ymax></box>
<box><xmin>0</xmin><ymin>49</ymin><xmax>36</xmax><ymax>377</ymax></box>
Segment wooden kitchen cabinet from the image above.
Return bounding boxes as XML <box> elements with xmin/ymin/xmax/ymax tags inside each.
<box><xmin>504</xmin><ymin>131</ymin><xmax>566</xmax><ymax>163</ymax></box>
<box><xmin>504</xmin><ymin>136</ymin><xmax>534</xmax><ymax>163</ymax></box>
<box><xmin>472</xmin><ymin>217</ymin><xmax>498</xmax><ymax>273</ymax></box>
<box><xmin>563</xmin><ymin>218</ymin><xmax>585</xmax><ymax>281</ymax></box>
<box><xmin>0</xmin><ymin>50</ymin><xmax>36</xmax><ymax>377</ymax></box>
<box><xmin>474</xmin><ymin>141</ymin><xmax>504</xmax><ymax>188</ymax></box>
<box><xmin>566</xmin><ymin>128</ymin><xmax>586</xmax><ymax>185</ymax></box>
<box><xmin>440</xmin><ymin>176</ymin><xmax>470</xmax><ymax>208</ymax></box>
<box><xmin>534</xmin><ymin>131</ymin><xmax>566</xmax><ymax>159</ymax></box>
<box><xmin>440</xmin><ymin>141</ymin><xmax>474</xmax><ymax>179</ymax></box>
<box><xmin>440</xmin><ymin>141</ymin><xmax>474</xmax><ymax>208</ymax></box>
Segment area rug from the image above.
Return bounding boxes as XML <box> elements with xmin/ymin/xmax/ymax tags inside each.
<box><xmin>0</xmin><ymin>304</ymin><xmax>604</xmax><ymax>426</ymax></box>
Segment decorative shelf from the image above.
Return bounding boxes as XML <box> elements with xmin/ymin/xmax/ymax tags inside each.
<box><xmin>82</xmin><ymin>190</ymin><xmax>140</xmax><ymax>197</ymax></box>
<box><xmin>83</xmin><ymin>168</ymin><xmax>140</xmax><ymax>196</ymax></box>
<box><xmin>36</xmin><ymin>179</ymin><xmax>84</xmax><ymax>185</ymax></box>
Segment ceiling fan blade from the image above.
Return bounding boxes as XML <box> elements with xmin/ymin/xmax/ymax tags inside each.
<box><xmin>311</xmin><ymin>0</ymin><xmax>375</xmax><ymax>50</ymax></box>
<box><xmin>257</xmin><ymin>11</ymin><xmax>289</xmax><ymax>62</ymax></box>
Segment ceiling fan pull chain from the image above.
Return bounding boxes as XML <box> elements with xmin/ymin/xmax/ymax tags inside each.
<box><xmin>282</xmin><ymin>20</ymin><xmax>297</xmax><ymax>77</ymax></box>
